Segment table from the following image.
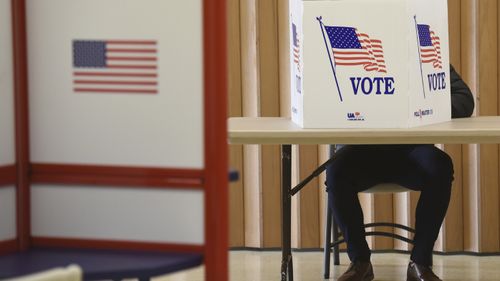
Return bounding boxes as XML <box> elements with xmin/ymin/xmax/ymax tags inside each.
<box><xmin>228</xmin><ymin>116</ymin><xmax>500</xmax><ymax>281</ymax></box>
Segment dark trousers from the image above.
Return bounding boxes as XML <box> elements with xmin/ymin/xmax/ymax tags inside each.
<box><xmin>326</xmin><ymin>144</ymin><xmax>453</xmax><ymax>266</ymax></box>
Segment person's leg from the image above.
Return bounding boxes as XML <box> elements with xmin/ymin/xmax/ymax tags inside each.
<box><xmin>387</xmin><ymin>144</ymin><xmax>453</xmax><ymax>267</ymax></box>
<box><xmin>406</xmin><ymin>145</ymin><xmax>453</xmax><ymax>267</ymax></box>
<box><xmin>326</xmin><ymin>145</ymin><xmax>400</xmax><ymax>263</ymax></box>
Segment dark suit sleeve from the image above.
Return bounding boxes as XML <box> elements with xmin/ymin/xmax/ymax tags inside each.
<box><xmin>450</xmin><ymin>64</ymin><xmax>475</xmax><ymax>118</ymax></box>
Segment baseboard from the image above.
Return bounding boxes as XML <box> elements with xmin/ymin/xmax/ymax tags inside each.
<box><xmin>229</xmin><ymin>247</ymin><xmax>500</xmax><ymax>256</ymax></box>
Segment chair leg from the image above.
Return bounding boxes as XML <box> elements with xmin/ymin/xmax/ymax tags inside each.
<box><xmin>323</xmin><ymin>198</ymin><xmax>332</xmax><ymax>279</ymax></box>
<box><xmin>332</xmin><ymin>215</ymin><xmax>340</xmax><ymax>265</ymax></box>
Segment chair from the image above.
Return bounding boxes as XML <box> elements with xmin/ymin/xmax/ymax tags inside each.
<box><xmin>323</xmin><ymin>145</ymin><xmax>420</xmax><ymax>279</ymax></box>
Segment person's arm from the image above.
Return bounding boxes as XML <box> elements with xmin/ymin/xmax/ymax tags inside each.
<box><xmin>450</xmin><ymin>64</ymin><xmax>475</xmax><ymax>118</ymax></box>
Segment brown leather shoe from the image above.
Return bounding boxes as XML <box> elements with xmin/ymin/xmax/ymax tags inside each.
<box><xmin>407</xmin><ymin>261</ymin><xmax>442</xmax><ymax>281</ymax></box>
<box><xmin>338</xmin><ymin>260</ymin><xmax>374</xmax><ymax>281</ymax></box>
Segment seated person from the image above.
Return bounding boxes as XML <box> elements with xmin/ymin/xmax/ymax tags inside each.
<box><xmin>326</xmin><ymin>65</ymin><xmax>474</xmax><ymax>281</ymax></box>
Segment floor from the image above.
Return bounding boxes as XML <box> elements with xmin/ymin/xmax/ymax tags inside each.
<box><xmin>154</xmin><ymin>251</ymin><xmax>500</xmax><ymax>281</ymax></box>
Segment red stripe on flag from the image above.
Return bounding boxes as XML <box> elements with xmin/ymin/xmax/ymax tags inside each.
<box><xmin>74</xmin><ymin>88</ymin><xmax>158</xmax><ymax>94</ymax></box>
<box><xmin>336</xmin><ymin>61</ymin><xmax>371</xmax><ymax>66</ymax></box>
<box><xmin>74</xmin><ymin>80</ymin><xmax>157</xmax><ymax>86</ymax></box>
<box><xmin>106</xmin><ymin>56</ymin><xmax>157</xmax><ymax>61</ymax></box>
<box><xmin>335</xmin><ymin>56</ymin><xmax>376</xmax><ymax>61</ymax></box>
<box><xmin>107</xmin><ymin>49</ymin><xmax>157</xmax><ymax>53</ymax></box>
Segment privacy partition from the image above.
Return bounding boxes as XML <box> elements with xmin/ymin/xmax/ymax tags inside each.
<box><xmin>1</xmin><ymin>0</ymin><xmax>228</xmax><ymax>280</ymax></box>
<box><xmin>0</xmin><ymin>0</ymin><xmax>17</xmax><ymax>255</ymax></box>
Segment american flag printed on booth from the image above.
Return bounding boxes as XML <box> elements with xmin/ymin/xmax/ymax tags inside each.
<box><xmin>72</xmin><ymin>40</ymin><xmax>158</xmax><ymax>94</ymax></box>
<box><xmin>292</xmin><ymin>23</ymin><xmax>301</xmax><ymax>72</ymax></box>
<box><xmin>325</xmin><ymin>26</ymin><xmax>387</xmax><ymax>73</ymax></box>
<box><xmin>417</xmin><ymin>24</ymin><xmax>442</xmax><ymax>69</ymax></box>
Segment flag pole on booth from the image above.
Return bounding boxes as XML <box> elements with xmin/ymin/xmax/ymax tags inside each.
<box><xmin>317</xmin><ymin>16</ymin><xmax>343</xmax><ymax>102</ymax></box>
<box><xmin>413</xmin><ymin>15</ymin><xmax>426</xmax><ymax>99</ymax></box>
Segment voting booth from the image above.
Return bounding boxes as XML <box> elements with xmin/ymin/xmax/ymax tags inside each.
<box><xmin>290</xmin><ymin>0</ymin><xmax>451</xmax><ymax>128</ymax></box>
<box><xmin>0</xmin><ymin>0</ymin><xmax>17</xmax><ymax>256</ymax></box>
<box><xmin>0</xmin><ymin>0</ymin><xmax>228</xmax><ymax>280</ymax></box>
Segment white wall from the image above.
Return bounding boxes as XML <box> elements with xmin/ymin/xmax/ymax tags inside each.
<box><xmin>31</xmin><ymin>185</ymin><xmax>204</xmax><ymax>244</ymax></box>
<box><xmin>27</xmin><ymin>0</ymin><xmax>204</xmax><ymax>168</ymax></box>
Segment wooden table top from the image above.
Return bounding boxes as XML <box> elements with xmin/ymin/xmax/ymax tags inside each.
<box><xmin>228</xmin><ymin>116</ymin><xmax>500</xmax><ymax>145</ymax></box>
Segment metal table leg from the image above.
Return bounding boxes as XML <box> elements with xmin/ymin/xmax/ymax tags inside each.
<box><xmin>281</xmin><ymin>144</ymin><xmax>337</xmax><ymax>280</ymax></box>
<box><xmin>281</xmin><ymin>144</ymin><xmax>293</xmax><ymax>281</ymax></box>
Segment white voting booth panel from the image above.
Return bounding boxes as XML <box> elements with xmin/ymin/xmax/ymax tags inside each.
<box><xmin>5</xmin><ymin>0</ymin><xmax>227</xmax><ymax>279</ymax></box>
<box><xmin>290</xmin><ymin>0</ymin><xmax>451</xmax><ymax>128</ymax></box>
<box><xmin>0</xmin><ymin>0</ymin><xmax>16</xmax><ymax>166</ymax></box>
<box><xmin>31</xmin><ymin>185</ymin><xmax>204</xmax><ymax>244</ymax></box>
<box><xmin>0</xmin><ymin>188</ymin><xmax>16</xmax><ymax>241</ymax></box>
<box><xmin>27</xmin><ymin>0</ymin><xmax>203</xmax><ymax>168</ymax></box>
<box><xmin>25</xmin><ymin>0</ymin><xmax>207</xmax><ymax>248</ymax></box>
<box><xmin>0</xmin><ymin>0</ymin><xmax>17</xmax><ymax>243</ymax></box>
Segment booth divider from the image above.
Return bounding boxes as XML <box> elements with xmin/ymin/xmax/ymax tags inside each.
<box><xmin>7</xmin><ymin>0</ymin><xmax>228</xmax><ymax>280</ymax></box>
